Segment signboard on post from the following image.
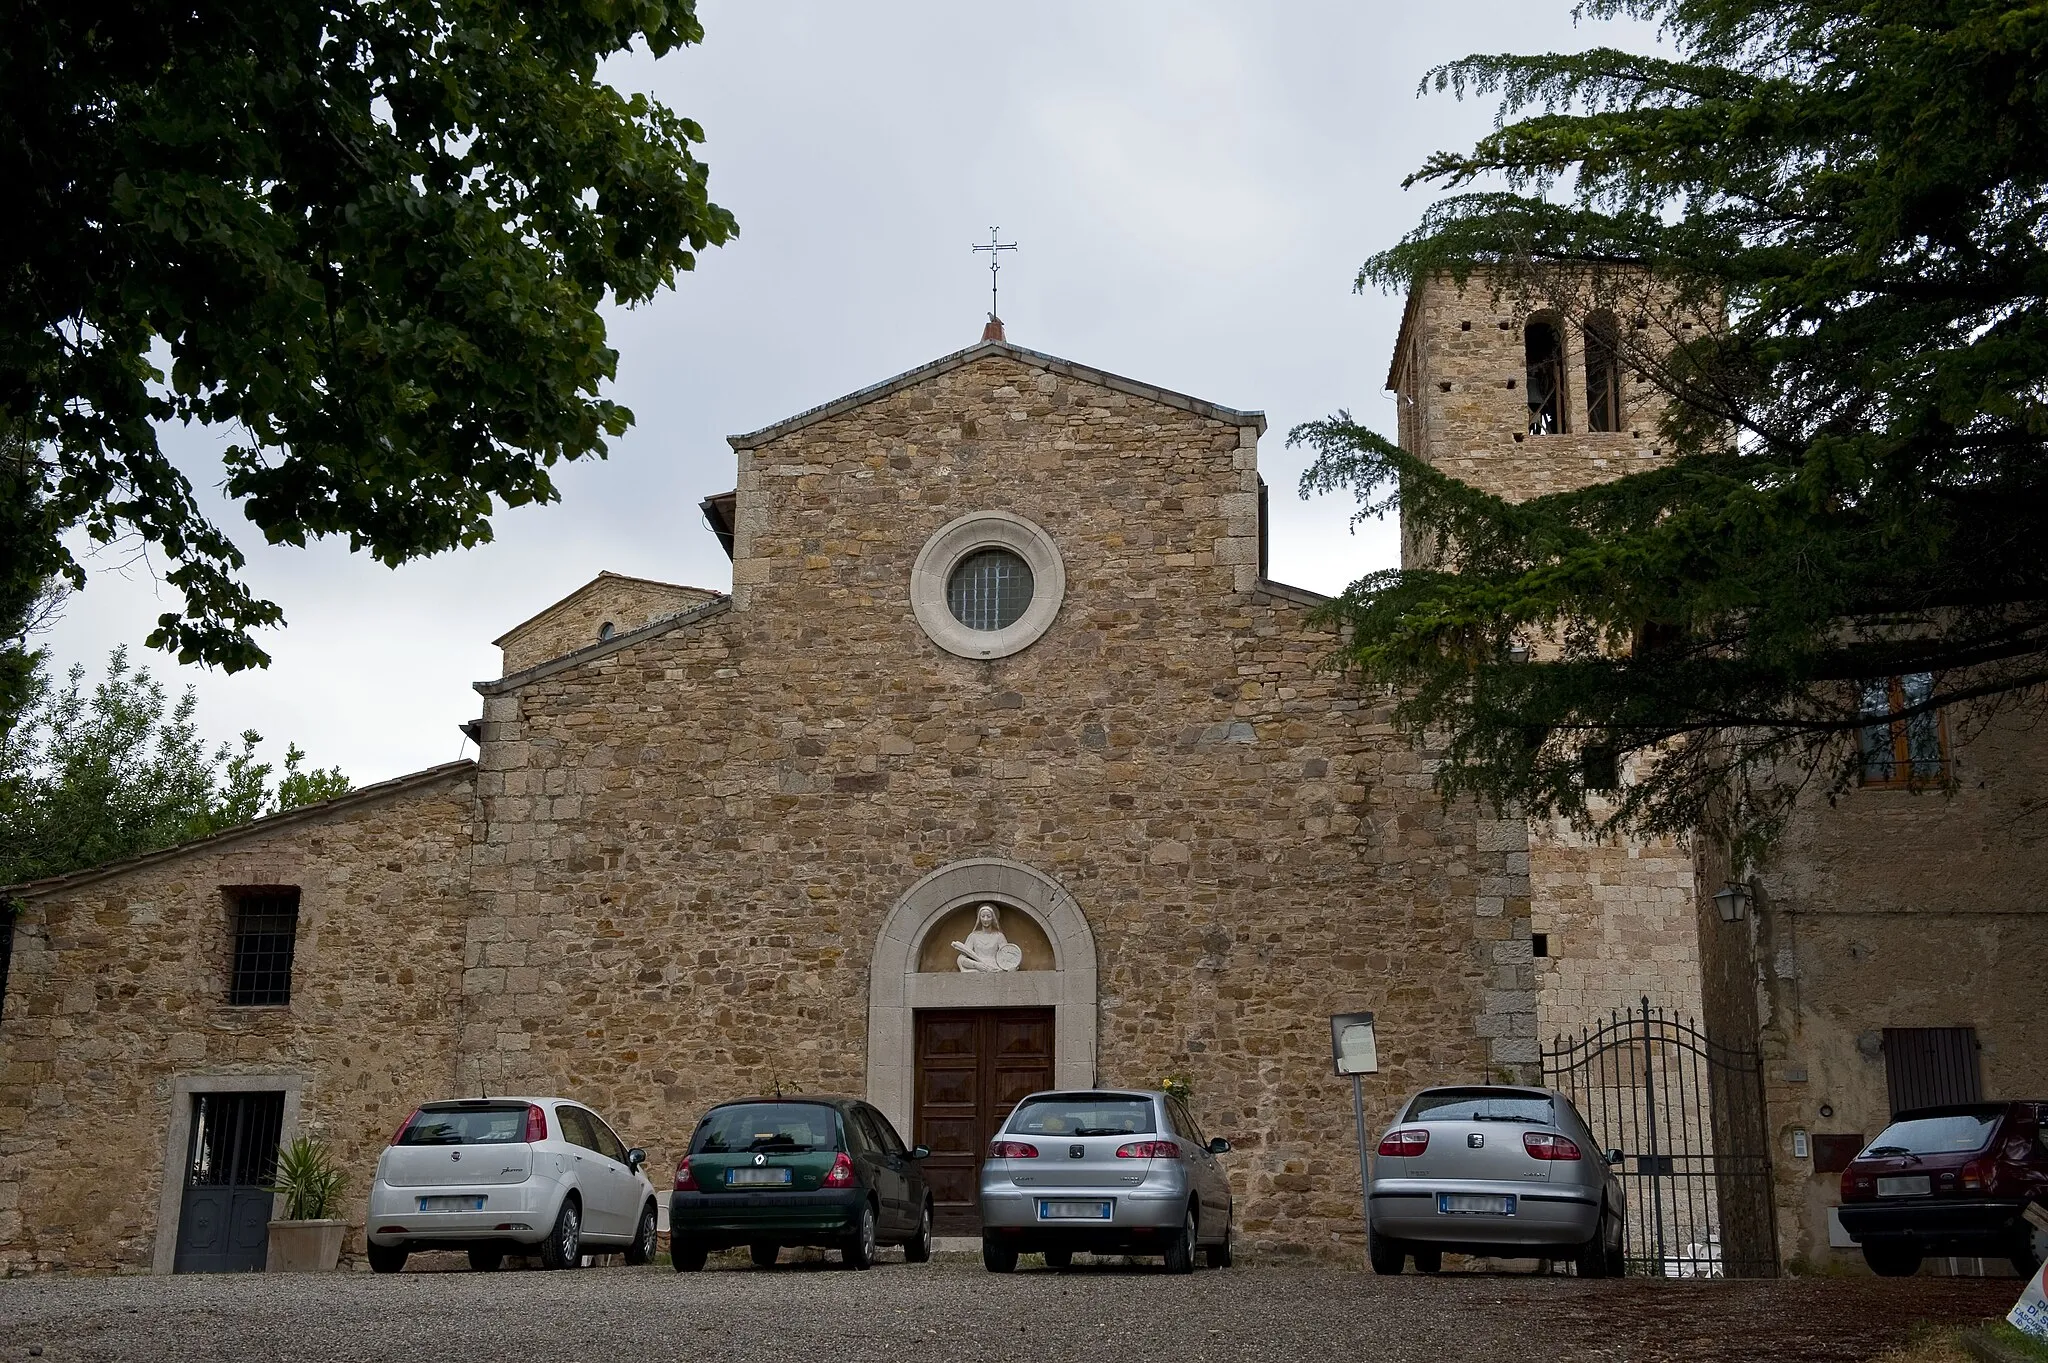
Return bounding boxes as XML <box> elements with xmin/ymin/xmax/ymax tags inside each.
<box><xmin>1331</xmin><ymin>1012</ymin><xmax>1379</xmax><ymax>1076</ymax></box>
<box><xmin>1330</xmin><ymin>1011</ymin><xmax>1379</xmax><ymax>1265</ymax></box>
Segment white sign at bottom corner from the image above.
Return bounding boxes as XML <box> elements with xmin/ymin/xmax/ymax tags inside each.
<box><xmin>2011</xmin><ymin>1258</ymin><xmax>2048</xmax><ymax>1342</ymax></box>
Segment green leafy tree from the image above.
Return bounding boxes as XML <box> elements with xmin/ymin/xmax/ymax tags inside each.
<box><xmin>0</xmin><ymin>647</ymin><xmax>351</xmax><ymax>885</ymax></box>
<box><xmin>1</xmin><ymin>1</ymin><xmax>736</xmax><ymax>672</ymax></box>
<box><xmin>1297</xmin><ymin>0</ymin><xmax>2048</xmax><ymax>854</ymax></box>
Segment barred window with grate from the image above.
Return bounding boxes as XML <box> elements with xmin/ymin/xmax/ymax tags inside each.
<box><xmin>946</xmin><ymin>549</ymin><xmax>1034</xmax><ymax>631</ymax></box>
<box><xmin>227</xmin><ymin>888</ymin><xmax>301</xmax><ymax>1007</ymax></box>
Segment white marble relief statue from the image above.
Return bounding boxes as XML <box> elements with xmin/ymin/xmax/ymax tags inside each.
<box><xmin>952</xmin><ymin>904</ymin><xmax>1024</xmax><ymax>973</ymax></box>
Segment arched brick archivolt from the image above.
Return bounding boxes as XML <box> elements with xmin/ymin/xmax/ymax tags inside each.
<box><xmin>866</xmin><ymin>858</ymin><xmax>1097</xmax><ymax>1141</ymax></box>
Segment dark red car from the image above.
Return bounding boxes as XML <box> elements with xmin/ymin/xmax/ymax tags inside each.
<box><xmin>1838</xmin><ymin>1101</ymin><xmax>2048</xmax><ymax>1278</ymax></box>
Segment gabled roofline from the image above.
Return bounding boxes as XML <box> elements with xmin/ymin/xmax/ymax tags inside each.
<box><xmin>0</xmin><ymin>760</ymin><xmax>477</xmax><ymax>899</ymax></box>
<box><xmin>490</xmin><ymin>571</ymin><xmax>719</xmax><ymax>647</ymax></box>
<box><xmin>477</xmin><ymin>595</ymin><xmax>733</xmax><ymax>696</ymax></box>
<box><xmin>1256</xmin><ymin>577</ymin><xmax>1331</xmax><ymax>609</ymax></box>
<box><xmin>728</xmin><ymin>339</ymin><xmax>1266</xmax><ymax>451</ymax></box>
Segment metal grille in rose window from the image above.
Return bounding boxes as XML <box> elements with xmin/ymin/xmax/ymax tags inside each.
<box><xmin>946</xmin><ymin>550</ymin><xmax>1034</xmax><ymax>631</ymax></box>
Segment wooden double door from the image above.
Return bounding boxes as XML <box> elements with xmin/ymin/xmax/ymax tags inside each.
<box><xmin>914</xmin><ymin>1008</ymin><xmax>1053</xmax><ymax>1235</ymax></box>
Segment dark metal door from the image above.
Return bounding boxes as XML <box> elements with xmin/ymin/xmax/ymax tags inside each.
<box><xmin>174</xmin><ymin>1091</ymin><xmax>285</xmax><ymax>1273</ymax></box>
<box><xmin>914</xmin><ymin>1009</ymin><xmax>1053</xmax><ymax>1235</ymax></box>
<box><xmin>1543</xmin><ymin>998</ymin><xmax>1779</xmax><ymax>1278</ymax></box>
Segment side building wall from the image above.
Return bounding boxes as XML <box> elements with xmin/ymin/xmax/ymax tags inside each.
<box><xmin>1699</xmin><ymin>703</ymin><xmax>2048</xmax><ymax>1272</ymax></box>
<box><xmin>0</xmin><ymin>768</ymin><xmax>476</xmax><ymax>1274</ymax></box>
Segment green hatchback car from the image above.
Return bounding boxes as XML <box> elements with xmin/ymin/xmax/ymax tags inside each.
<box><xmin>670</xmin><ymin>1097</ymin><xmax>934</xmax><ymax>1270</ymax></box>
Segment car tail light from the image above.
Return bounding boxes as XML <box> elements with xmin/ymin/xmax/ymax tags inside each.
<box><xmin>525</xmin><ymin>1104</ymin><xmax>549</xmax><ymax>1143</ymax></box>
<box><xmin>822</xmin><ymin>1152</ymin><xmax>858</xmax><ymax>1188</ymax></box>
<box><xmin>1960</xmin><ymin>1156</ymin><xmax>1993</xmax><ymax>1192</ymax></box>
<box><xmin>673</xmin><ymin>1157</ymin><xmax>698</xmax><ymax>1191</ymax></box>
<box><xmin>1840</xmin><ymin>1171</ymin><xmax>1875</xmax><ymax>1200</ymax></box>
<box><xmin>388</xmin><ymin>1107</ymin><xmax>421</xmax><ymax>1146</ymax></box>
<box><xmin>1523</xmin><ymin>1132</ymin><xmax>1583</xmax><ymax>1161</ymax></box>
<box><xmin>1377</xmin><ymin>1129</ymin><xmax>1429</xmax><ymax>1157</ymax></box>
<box><xmin>988</xmin><ymin>1141</ymin><xmax>1039</xmax><ymax>1159</ymax></box>
<box><xmin>1115</xmin><ymin>1140</ymin><xmax>1181</xmax><ymax>1159</ymax></box>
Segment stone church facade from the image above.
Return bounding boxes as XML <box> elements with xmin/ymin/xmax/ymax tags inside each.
<box><xmin>0</xmin><ymin>334</ymin><xmax>1541</xmax><ymax>1273</ymax></box>
<box><xmin>5</xmin><ymin>288</ymin><xmax>2038</xmax><ymax>1279</ymax></box>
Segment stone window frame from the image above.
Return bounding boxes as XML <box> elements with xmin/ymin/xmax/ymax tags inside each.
<box><xmin>224</xmin><ymin>885</ymin><xmax>303</xmax><ymax>1008</ymax></box>
<box><xmin>1856</xmin><ymin>673</ymin><xmax>1950</xmax><ymax>788</ymax></box>
<box><xmin>909</xmin><ymin>511</ymin><xmax>1066</xmax><ymax>660</ymax></box>
<box><xmin>1582</xmin><ymin>309</ymin><xmax>1626</xmax><ymax>433</ymax></box>
<box><xmin>151</xmin><ymin>1072</ymin><xmax>307</xmax><ymax>1275</ymax></box>
<box><xmin>1524</xmin><ymin>311</ymin><xmax>1570</xmax><ymax>435</ymax></box>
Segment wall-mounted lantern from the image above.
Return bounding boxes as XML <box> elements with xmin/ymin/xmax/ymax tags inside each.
<box><xmin>1713</xmin><ymin>881</ymin><xmax>1753</xmax><ymax>923</ymax></box>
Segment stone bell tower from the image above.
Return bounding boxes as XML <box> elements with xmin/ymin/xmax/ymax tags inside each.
<box><xmin>1386</xmin><ymin>272</ymin><xmax>1705</xmax><ymax>1042</ymax></box>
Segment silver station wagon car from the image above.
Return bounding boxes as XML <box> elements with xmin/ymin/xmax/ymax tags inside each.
<box><xmin>1367</xmin><ymin>1085</ymin><xmax>1626</xmax><ymax>1276</ymax></box>
<box><xmin>978</xmin><ymin>1089</ymin><xmax>1235</xmax><ymax>1273</ymax></box>
<box><xmin>366</xmin><ymin>1097</ymin><xmax>660</xmax><ymax>1272</ymax></box>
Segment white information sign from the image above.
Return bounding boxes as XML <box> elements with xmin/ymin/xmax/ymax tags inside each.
<box><xmin>1330</xmin><ymin>1012</ymin><xmax>1379</xmax><ymax>1076</ymax></box>
<box><xmin>2011</xmin><ymin>1258</ymin><xmax>2048</xmax><ymax>1342</ymax></box>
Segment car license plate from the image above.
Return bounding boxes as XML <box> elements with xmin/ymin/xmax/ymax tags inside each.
<box><xmin>1038</xmin><ymin>1199</ymin><xmax>1112</xmax><ymax>1220</ymax></box>
<box><xmin>1877</xmin><ymin>1175</ymin><xmax>1930</xmax><ymax>1198</ymax></box>
<box><xmin>1438</xmin><ymin>1193</ymin><xmax>1516</xmax><ymax>1216</ymax></box>
<box><xmin>417</xmin><ymin>1196</ymin><xmax>486</xmax><ymax>1212</ymax></box>
<box><xmin>727</xmin><ymin>1167</ymin><xmax>792</xmax><ymax>1186</ymax></box>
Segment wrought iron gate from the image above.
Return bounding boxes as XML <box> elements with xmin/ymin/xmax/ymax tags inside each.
<box><xmin>173</xmin><ymin>1091</ymin><xmax>285</xmax><ymax>1273</ymax></box>
<box><xmin>1543</xmin><ymin>998</ymin><xmax>1779</xmax><ymax>1278</ymax></box>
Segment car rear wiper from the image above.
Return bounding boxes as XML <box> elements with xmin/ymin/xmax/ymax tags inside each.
<box><xmin>1073</xmin><ymin>1127</ymin><xmax>1131</xmax><ymax>1137</ymax></box>
<box><xmin>1863</xmin><ymin>1145</ymin><xmax>1915</xmax><ymax>1158</ymax></box>
<box><xmin>1470</xmin><ymin>1114</ymin><xmax>1546</xmax><ymax>1123</ymax></box>
<box><xmin>746</xmin><ymin>1140</ymin><xmax>811</xmax><ymax>1152</ymax></box>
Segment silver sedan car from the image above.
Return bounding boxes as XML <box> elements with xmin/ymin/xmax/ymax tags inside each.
<box><xmin>978</xmin><ymin>1089</ymin><xmax>1235</xmax><ymax>1273</ymax></box>
<box><xmin>1367</xmin><ymin>1085</ymin><xmax>1626</xmax><ymax>1275</ymax></box>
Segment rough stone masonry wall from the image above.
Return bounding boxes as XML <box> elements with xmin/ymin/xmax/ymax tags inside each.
<box><xmin>498</xmin><ymin>575</ymin><xmax>720</xmax><ymax>675</ymax></box>
<box><xmin>1396</xmin><ymin>274</ymin><xmax>1703</xmax><ymax>1046</ymax></box>
<box><xmin>1731</xmin><ymin>704</ymin><xmax>2048</xmax><ymax>1270</ymax></box>
<box><xmin>0</xmin><ymin>772</ymin><xmax>475</xmax><ymax>1273</ymax></box>
<box><xmin>464</xmin><ymin>350</ymin><xmax>1534</xmax><ymax>1256</ymax></box>
<box><xmin>1528</xmin><ymin>816</ymin><xmax>1702</xmax><ymax>1042</ymax></box>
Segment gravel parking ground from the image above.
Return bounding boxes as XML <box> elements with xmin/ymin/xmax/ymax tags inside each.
<box><xmin>0</xmin><ymin>1254</ymin><xmax>2021</xmax><ymax>1363</ymax></box>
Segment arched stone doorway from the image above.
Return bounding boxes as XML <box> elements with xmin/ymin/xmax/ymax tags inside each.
<box><xmin>867</xmin><ymin>858</ymin><xmax>1097</xmax><ymax>1232</ymax></box>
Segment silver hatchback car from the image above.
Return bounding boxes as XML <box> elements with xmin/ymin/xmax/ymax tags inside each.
<box><xmin>978</xmin><ymin>1089</ymin><xmax>1234</xmax><ymax>1273</ymax></box>
<box><xmin>1367</xmin><ymin>1085</ymin><xmax>1626</xmax><ymax>1275</ymax></box>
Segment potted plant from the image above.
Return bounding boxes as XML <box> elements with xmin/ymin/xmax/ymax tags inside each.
<box><xmin>266</xmin><ymin>1136</ymin><xmax>349</xmax><ymax>1272</ymax></box>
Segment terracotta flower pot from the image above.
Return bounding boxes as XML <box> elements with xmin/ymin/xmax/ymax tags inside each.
<box><xmin>266</xmin><ymin>1219</ymin><xmax>348</xmax><ymax>1273</ymax></box>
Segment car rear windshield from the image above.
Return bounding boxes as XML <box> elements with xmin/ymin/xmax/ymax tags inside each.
<box><xmin>1007</xmin><ymin>1095</ymin><xmax>1155</xmax><ymax>1137</ymax></box>
<box><xmin>397</xmin><ymin>1104</ymin><xmax>530</xmax><ymax>1146</ymax></box>
<box><xmin>1405</xmin><ymin>1089</ymin><xmax>1556</xmax><ymax>1125</ymax></box>
<box><xmin>1863</xmin><ymin>1113</ymin><xmax>2000</xmax><ymax>1157</ymax></box>
<box><xmin>691</xmin><ymin>1103</ymin><xmax>841</xmax><ymax>1155</ymax></box>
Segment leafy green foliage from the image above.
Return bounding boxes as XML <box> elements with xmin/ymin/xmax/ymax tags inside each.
<box><xmin>0</xmin><ymin>647</ymin><xmax>350</xmax><ymax>885</ymax></box>
<box><xmin>270</xmin><ymin>1135</ymin><xmax>347</xmax><ymax>1222</ymax></box>
<box><xmin>1</xmin><ymin>1</ymin><xmax>736</xmax><ymax>670</ymax></box>
<box><xmin>1298</xmin><ymin>0</ymin><xmax>2048</xmax><ymax>853</ymax></box>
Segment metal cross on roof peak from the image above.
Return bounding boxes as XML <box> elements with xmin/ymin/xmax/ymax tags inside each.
<box><xmin>972</xmin><ymin>226</ymin><xmax>1017</xmax><ymax>322</ymax></box>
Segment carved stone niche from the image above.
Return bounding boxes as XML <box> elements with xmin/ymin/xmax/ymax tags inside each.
<box><xmin>915</xmin><ymin>902</ymin><xmax>1056</xmax><ymax>973</ymax></box>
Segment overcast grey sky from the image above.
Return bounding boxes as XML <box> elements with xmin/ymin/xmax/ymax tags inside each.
<box><xmin>41</xmin><ymin>1</ymin><xmax>1662</xmax><ymax>786</ymax></box>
